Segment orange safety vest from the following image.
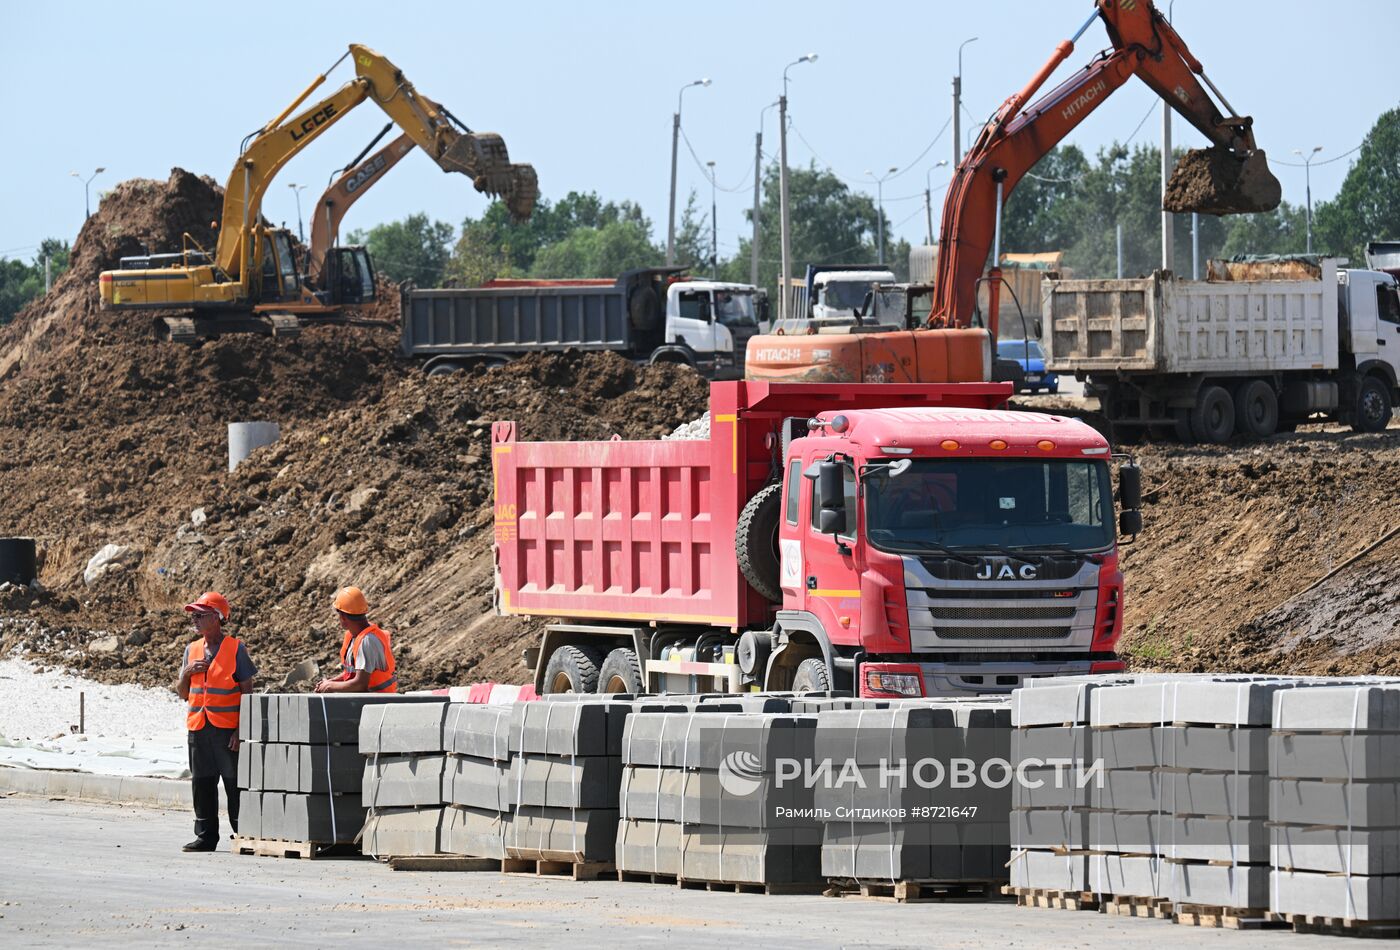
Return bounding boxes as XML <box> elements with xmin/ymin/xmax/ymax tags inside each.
<box><xmin>186</xmin><ymin>636</ymin><xmax>243</xmax><ymax>731</ymax></box>
<box><xmin>338</xmin><ymin>623</ymin><xmax>398</xmax><ymax>693</ymax></box>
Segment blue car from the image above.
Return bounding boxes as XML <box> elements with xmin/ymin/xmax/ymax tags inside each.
<box><xmin>998</xmin><ymin>339</ymin><xmax>1059</xmax><ymax>394</ymax></box>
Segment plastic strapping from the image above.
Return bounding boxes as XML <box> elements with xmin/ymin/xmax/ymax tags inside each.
<box><xmin>570</xmin><ymin>702</ymin><xmax>582</xmax><ymax>859</ymax></box>
<box><xmin>1344</xmin><ymin>687</ymin><xmax>1362</xmax><ymax>921</ymax></box>
<box><xmin>315</xmin><ymin>696</ymin><xmax>339</xmax><ymax>846</ymax></box>
<box><xmin>649</xmin><ymin>714</ymin><xmax>669</xmax><ymax>875</ymax></box>
<box><xmin>680</xmin><ymin>712</ymin><xmax>697</xmax><ymax>877</ymax></box>
<box><xmin>364</xmin><ymin>703</ymin><xmax>388</xmax><ymax>858</ymax></box>
<box><xmin>717</xmin><ymin>714</ymin><xmax>731</xmax><ymax>883</ymax></box>
<box><xmin>1228</xmin><ymin>683</ymin><xmax>1243</xmax><ymax>909</ymax></box>
<box><xmin>886</xmin><ymin>708</ymin><xmax>897</xmax><ymax>886</ymax></box>
<box><xmin>1069</xmin><ymin>682</ymin><xmax>1085</xmax><ymax>888</ymax></box>
<box><xmin>850</xmin><ymin>709</ymin><xmax>866</xmax><ymax>877</ymax></box>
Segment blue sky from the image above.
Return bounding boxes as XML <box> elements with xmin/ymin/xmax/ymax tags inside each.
<box><xmin>3</xmin><ymin>1</ymin><xmax>1392</xmax><ymax>265</ymax></box>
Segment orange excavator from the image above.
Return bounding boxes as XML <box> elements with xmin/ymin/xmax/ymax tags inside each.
<box><xmin>744</xmin><ymin>0</ymin><xmax>1281</xmax><ymax>383</ymax></box>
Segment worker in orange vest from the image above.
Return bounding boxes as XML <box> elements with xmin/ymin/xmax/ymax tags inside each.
<box><xmin>314</xmin><ymin>586</ymin><xmax>398</xmax><ymax>694</ymax></box>
<box><xmin>175</xmin><ymin>591</ymin><xmax>256</xmax><ymax>852</ymax></box>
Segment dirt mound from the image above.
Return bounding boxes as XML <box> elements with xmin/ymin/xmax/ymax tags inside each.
<box><xmin>1163</xmin><ymin>147</ymin><xmax>1281</xmax><ymax>216</ymax></box>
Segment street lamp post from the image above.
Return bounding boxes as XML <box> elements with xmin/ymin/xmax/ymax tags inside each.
<box><xmin>866</xmin><ymin>166</ymin><xmax>898</xmax><ymax>265</ymax></box>
<box><xmin>667</xmin><ymin>78</ymin><xmax>711</xmax><ymax>266</ymax></box>
<box><xmin>288</xmin><ymin>183</ymin><xmax>307</xmax><ymax>243</ymax></box>
<box><xmin>925</xmin><ymin>160</ymin><xmax>949</xmax><ymax>245</ymax></box>
<box><xmin>1293</xmin><ymin>146</ymin><xmax>1323</xmax><ymax>255</ymax></box>
<box><xmin>952</xmin><ymin>37</ymin><xmax>978</xmax><ymax>169</ymax></box>
<box><xmin>779</xmin><ymin>53</ymin><xmax>817</xmax><ymax>321</ymax></box>
<box><xmin>751</xmin><ymin>100</ymin><xmax>778</xmax><ymax>288</ymax></box>
<box><xmin>70</xmin><ymin>167</ymin><xmax>106</xmax><ymax>220</ymax></box>
<box><xmin>707</xmin><ymin>160</ymin><xmax>718</xmax><ymax>279</ymax></box>
<box><xmin>1161</xmin><ymin>0</ymin><xmax>1176</xmax><ymax>273</ymax></box>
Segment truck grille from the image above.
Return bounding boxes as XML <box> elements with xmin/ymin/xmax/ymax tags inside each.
<box><xmin>930</xmin><ymin>605</ymin><xmax>1077</xmax><ymax>622</ymax></box>
<box><xmin>929</xmin><ymin>625</ymin><xmax>1073</xmax><ymax>640</ymax></box>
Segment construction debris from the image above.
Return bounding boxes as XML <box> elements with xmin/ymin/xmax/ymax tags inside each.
<box><xmin>1163</xmin><ymin>147</ymin><xmax>1281</xmax><ymax>216</ymax></box>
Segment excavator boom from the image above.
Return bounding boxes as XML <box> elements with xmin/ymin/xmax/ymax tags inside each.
<box><xmin>307</xmin><ymin>130</ymin><xmax>417</xmax><ymax>287</ymax></box>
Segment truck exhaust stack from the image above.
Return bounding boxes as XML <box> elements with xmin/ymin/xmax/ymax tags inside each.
<box><xmin>1163</xmin><ymin>147</ymin><xmax>1282</xmax><ymax>216</ymax></box>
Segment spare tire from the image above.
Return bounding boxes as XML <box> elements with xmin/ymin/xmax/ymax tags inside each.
<box><xmin>628</xmin><ymin>285</ymin><xmax>660</xmax><ymax>332</ymax></box>
<box><xmin>736</xmin><ymin>482</ymin><xmax>784</xmax><ymax>603</ymax></box>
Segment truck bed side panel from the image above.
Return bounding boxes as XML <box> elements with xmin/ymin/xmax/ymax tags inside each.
<box><xmin>1044</xmin><ymin>277</ymin><xmax>1159</xmax><ymax>371</ymax></box>
<box><xmin>403</xmin><ymin>287</ymin><xmax>630</xmax><ymax>357</ymax></box>
<box><xmin>492</xmin><ymin>430</ymin><xmax>740</xmax><ymax>627</ymax></box>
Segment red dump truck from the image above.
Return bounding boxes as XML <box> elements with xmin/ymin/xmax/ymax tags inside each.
<box><xmin>492</xmin><ymin>381</ymin><xmax>1142</xmax><ymax>697</ymax></box>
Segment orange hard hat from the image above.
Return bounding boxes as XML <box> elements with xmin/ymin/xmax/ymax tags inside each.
<box><xmin>184</xmin><ymin>591</ymin><xmax>230</xmax><ymax>621</ymax></box>
<box><xmin>333</xmin><ymin>586</ymin><xmax>369</xmax><ymax>615</ymax></box>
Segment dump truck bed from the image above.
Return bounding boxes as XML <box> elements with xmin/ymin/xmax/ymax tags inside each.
<box><xmin>1044</xmin><ymin>260</ymin><xmax>1339</xmax><ymax>375</ymax></box>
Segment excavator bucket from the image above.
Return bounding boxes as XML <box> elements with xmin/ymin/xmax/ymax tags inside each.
<box><xmin>1164</xmin><ymin>147</ymin><xmax>1282</xmax><ymax>216</ymax></box>
<box><xmin>440</xmin><ymin>131</ymin><xmax>537</xmax><ymax>220</ymax></box>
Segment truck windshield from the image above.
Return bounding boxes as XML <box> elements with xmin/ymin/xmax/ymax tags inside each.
<box><xmin>713</xmin><ymin>290</ymin><xmax>757</xmax><ymax>327</ymax></box>
<box><xmin>820</xmin><ymin>281</ymin><xmax>875</xmax><ymax>312</ymax></box>
<box><xmin>864</xmin><ymin>458</ymin><xmax>1114</xmax><ymax>554</ymax></box>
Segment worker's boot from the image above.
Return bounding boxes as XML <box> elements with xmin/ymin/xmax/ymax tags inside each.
<box><xmin>182</xmin><ymin>837</ymin><xmax>216</xmax><ymax>852</ymax></box>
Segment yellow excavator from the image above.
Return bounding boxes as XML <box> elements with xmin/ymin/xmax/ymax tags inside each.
<box><xmin>99</xmin><ymin>44</ymin><xmax>537</xmax><ymax>342</ymax></box>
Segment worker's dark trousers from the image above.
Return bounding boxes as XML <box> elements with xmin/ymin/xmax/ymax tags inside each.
<box><xmin>188</xmin><ymin>725</ymin><xmax>239</xmax><ymax>844</ymax></box>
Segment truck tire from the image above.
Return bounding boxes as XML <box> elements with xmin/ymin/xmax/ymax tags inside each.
<box><xmin>628</xmin><ymin>286</ymin><xmax>660</xmax><ymax>333</ymax></box>
<box><xmin>1351</xmin><ymin>376</ymin><xmax>1393</xmax><ymax>433</ymax></box>
<box><xmin>792</xmin><ymin>657</ymin><xmax>833</xmax><ymax>693</ymax></box>
<box><xmin>1190</xmin><ymin>385</ymin><xmax>1235</xmax><ymax>443</ymax></box>
<box><xmin>1172</xmin><ymin>409</ymin><xmax>1196</xmax><ymax>444</ymax></box>
<box><xmin>542</xmin><ymin>644</ymin><xmax>602</xmax><ymax>694</ymax></box>
<box><xmin>1234</xmin><ymin>380</ymin><xmax>1279</xmax><ymax>438</ymax></box>
<box><xmin>427</xmin><ymin>362</ymin><xmax>462</xmax><ymax>378</ymax></box>
<box><xmin>597</xmin><ymin>647</ymin><xmax>643</xmax><ymax>694</ymax></box>
<box><xmin>736</xmin><ymin>483</ymin><xmax>784</xmax><ymax>603</ymax></box>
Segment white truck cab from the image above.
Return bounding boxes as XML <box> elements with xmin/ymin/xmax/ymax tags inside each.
<box><xmin>1340</xmin><ymin>268</ymin><xmax>1400</xmax><ymax>381</ymax></box>
<box><xmin>657</xmin><ymin>279</ymin><xmax>763</xmax><ymax>377</ymax></box>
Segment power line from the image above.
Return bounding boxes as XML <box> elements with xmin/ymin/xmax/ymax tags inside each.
<box><xmin>886</xmin><ymin>117</ymin><xmax>953</xmax><ymax>181</ymax></box>
<box><xmin>679</xmin><ymin>126</ymin><xmax>753</xmax><ymax>193</ymax></box>
<box><xmin>1273</xmin><ymin>142</ymin><xmax>1364</xmax><ymax>167</ymax></box>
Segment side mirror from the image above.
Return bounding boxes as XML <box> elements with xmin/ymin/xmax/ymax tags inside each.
<box><xmin>1119</xmin><ymin>509</ymin><xmax>1143</xmax><ymax>536</ymax></box>
<box><xmin>1118</xmin><ymin>463</ymin><xmax>1142</xmax><ymax>510</ymax></box>
<box><xmin>818</xmin><ymin>507</ymin><xmax>844</xmax><ymax>535</ymax></box>
<box><xmin>817</xmin><ymin>462</ymin><xmax>844</xmax><ymax>509</ymax></box>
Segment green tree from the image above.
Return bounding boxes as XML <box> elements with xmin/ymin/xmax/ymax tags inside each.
<box><xmin>531</xmin><ymin>219</ymin><xmax>660</xmax><ymax>278</ymax></box>
<box><xmin>1314</xmin><ymin>108</ymin><xmax>1400</xmax><ymax>263</ymax></box>
<box><xmin>0</xmin><ymin>239</ymin><xmax>71</xmax><ymax>325</ymax></box>
<box><xmin>1217</xmin><ymin>202</ymin><xmax>1310</xmax><ymax>258</ymax></box>
<box><xmin>346</xmin><ymin>213</ymin><xmax>454</xmax><ymax>286</ymax></box>
<box><xmin>1001</xmin><ymin>145</ymin><xmax>1093</xmax><ymax>254</ymax></box>
<box><xmin>673</xmin><ymin>190</ymin><xmax>710</xmax><ymax>273</ymax></box>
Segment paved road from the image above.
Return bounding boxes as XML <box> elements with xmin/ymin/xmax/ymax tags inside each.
<box><xmin>0</xmin><ymin>795</ymin><xmax>1327</xmax><ymax>948</ymax></box>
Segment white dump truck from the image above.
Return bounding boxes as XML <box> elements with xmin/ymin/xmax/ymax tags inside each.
<box><xmin>1043</xmin><ymin>259</ymin><xmax>1400</xmax><ymax>440</ymax></box>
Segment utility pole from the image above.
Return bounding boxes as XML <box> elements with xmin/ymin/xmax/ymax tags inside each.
<box><xmin>867</xmin><ymin>166</ymin><xmax>898</xmax><ymax>265</ymax></box>
<box><xmin>667</xmin><ymin>78</ymin><xmax>711</xmax><ymax>266</ymax></box>
<box><xmin>1294</xmin><ymin>146</ymin><xmax>1323</xmax><ymax>255</ymax></box>
<box><xmin>1161</xmin><ymin>2</ymin><xmax>1175</xmax><ymax>274</ymax></box>
<box><xmin>288</xmin><ymin>183</ymin><xmax>307</xmax><ymax>243</ymax></box>
<box><xmin>752</xmin><ymin>101</ymin><xmax>777</xmax><ymax>288</ymax></box>
<box><xmin>1116</xmin><ymin>223</ymin><xmax>1123</xmax><ymax>279</ymax></box>
<box><xmin>779</xmin><ymin>54</ymin><xmax>817</xmax><ymax>321</ymax></box>
<box><xmin>707</xmin><ymin>160</ymin><xmax>718</xmax><ymax>279</ymax></box>
<box><xmin>44</xmin><ymin>255</ymin><xmax>51</xmax><ymax>293</ymax></box>
<box><xmin>1191</xmin><ymin>213</ymin><xmax>1200</xmax><ymax>280</ymax></box>
<box><xmin>70</xmin><ymin>167</ymin><xmax>106</xmax><ymax>220</ymax></box>
<box><xmin>952</xmin><ymin>37</ymin><xmax>978</xmax><ymax>170</ymax></box>
<box><xmin>924</xmin><ymin>160</ymin><xmax>948</xmax><ymax>245</ymax></box>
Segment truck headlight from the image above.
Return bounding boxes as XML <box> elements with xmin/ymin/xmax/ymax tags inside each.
<box><xmin>863</xmin><ymin>670</ymin><xmax>923</xmax><ymax>697</ymax></box>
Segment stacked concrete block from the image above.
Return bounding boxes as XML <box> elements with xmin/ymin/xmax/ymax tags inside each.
<box><xmin>438</xmin><ymin>704</ymin><xmax>515</xmax><ymax>858</ymax></box>
<box><xmin>616</xmin><ymin>711</ymin><xmax>822</xmax><ymax>884</ymax></box>
<box><xmin>505</xmin><ymin>697</ymin><xmax>633</xmax><ymax>864</ymax></box>
<box><xmin>360</xmin><ymin>700</ymin><xmax>452</xmax><ymax>857</ymax></box>
<box><xmin>235</xmin><ymin>693</ymin><xmax>445</xmax><ymax>847</ymax></box>
<box><xmin>1010</xmin><ymin>679</ymin><xmax>1124</xmax><ymax>893</ymax></box>
<box><xmin>1271</xmin><ymin>685</ymin><xmax>1400</xmax><ymax>923</ymax></box>
<box><xmin>1087</xmin><ymin>679</ymin><xmax>1285</xmax><ymax>910</ymax></box>
<box><xmin>817</xmin><ymin>701</ymin><xmax>1010</xmax><ymax>884</ymax></box>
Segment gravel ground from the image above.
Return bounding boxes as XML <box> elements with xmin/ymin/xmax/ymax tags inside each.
<box><xmin>0</xmin><ymin>657</ymin><xmax>183</xmax><ymax>741</ymax></box>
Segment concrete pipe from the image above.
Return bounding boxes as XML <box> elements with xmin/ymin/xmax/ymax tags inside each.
<box><xmin>228</xmin><ymin>421</ymin><xmax>281</xmax><ymax>473</ymax></box>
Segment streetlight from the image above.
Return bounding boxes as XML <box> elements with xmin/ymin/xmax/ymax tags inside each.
<box><xmin>952</xmin><ymin>37</ymin><xmax>978</xmax><ymax>169</ymax></box>
<box><xmin>866</xmin><ymin>166</ymin><xmax>899</xmax><ymax>265</ymax></box>
<box><xmin>706</xmin><ymin>160</ymin><xmax>718</xmax><ymax>279</ymax></box>
<box><xmin>925</xmin><ymin>160</ymin><xmax>949</xmax><ymax>245</ymax></box>
<box><xmin>1293</xmin><ymin>146</ymin><xmax>1323</xmax><ymax>255</ymax></box>
<box><xmin>288</xmin><ymin>183</ymin><xmax>307</xmax><ymax>243</ymax></box>
<box><xmin>779</xmin><ymin>52</ymin><xmax>817</xmax><ymax>321</ymax></box>
<box><xmin>667</xmin><ymin>78</ymin><xmax>712</xmax><ymax>265</ymax></box>
<box><xmin>70</xmin><ymin>167</ymin><xmax>106</xmax><ymax>220</ymax></box>
<box><xmin>751</xmin><ymin>100</ymin><xmax>779</xmax><ymax>287</ymax></box>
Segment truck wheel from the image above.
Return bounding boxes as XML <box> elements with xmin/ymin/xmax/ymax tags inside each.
<box><xmin>597</xmin><ymin>647</ymin><xmax>643</xmax><ymax>694</ymax></box>
<box><xmin>792</xmin><ymin>657</ymin><xmax>833</xmax><ymax>693</ymax></box>
<box><xmin>542</xmin><ymin>645</ymin><xmax>602</xmax><ymax>694</ymax></box>
<box><xmin>427</xmin><ymin>362</ymin><xmax>462</xmax><ymax>377</ymax></box>
<box><xmin>1190</xmin><ymin>385</ymin><xmax>1235</xmax><ymax>443</ymax></box>
<box><xmin>1172</xmin><ymin>409</ymin><xmax>1196</xmax><ymax>444</ymax></box>
<box><xmin>1351</xmin><ymin>376</ymin><xmax>1393</xmax><ymax>433</ymax></box>
<box><xmin>736</xmin><ymin>483</ymin><xmax>784</xmax><ymax>603</ymax></box>
<box><xmin>1234</xmin><ymin>380</ymin><xmax>1278</xmax><ymax>438</ymax></box>
<box><xmin>629</xmin><ymin>286</ymin><xmax>660</xmax><ymax>332</ymax></box>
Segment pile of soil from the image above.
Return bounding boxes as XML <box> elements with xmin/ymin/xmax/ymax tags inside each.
<box><xmin>1163</xmin><ymin>147</ymin><xmax>1282</xmax><ymax>216</ymax></box>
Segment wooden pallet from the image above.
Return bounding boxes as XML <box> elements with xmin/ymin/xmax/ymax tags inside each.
<box><xmin>1173</xmin><ymin>903</ymin><xmax>1282</xmax><ymax>931</ymax></box>
<box><xmin>501</xmin><ymin>857</ymin><xmax>615</xmax><ymax>881</ymax></box>
<box><xmin>836</xmin><ymin>880</ymin><xmax>1006</xmax><ymax>904</ymax></box>
<box><xmin>1103</xmin><ymin>894</ymin><xmax>1174</xmax><ymax>919</ymax></box>
<box><xmin>1001</xmin><ymin>886</ymin><xmax>1101</xmax><ymax>911</ymax></box>
<box><xmin>384</xmin><ymin>855</ymin><xmax>505</xmax><ymax>872</ymax></box>
<box><xmin>616</xmin><ymin>870</ymin><xmax>679</xmax><ymax>885</ymax></box>
<box><xmin>230</xmin><ymin>835</ymin><xmax>355</xmax><ymax>860</ymax></box>
<box><xmin>676</xmin><ymin>878</ymin><xmax>824</xmax><ymax>896</ymax></box>
<box><xmin>1277</xmin><ymin>912</ymin><xmax>1400</xmax><ymax>939</ymax></box>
